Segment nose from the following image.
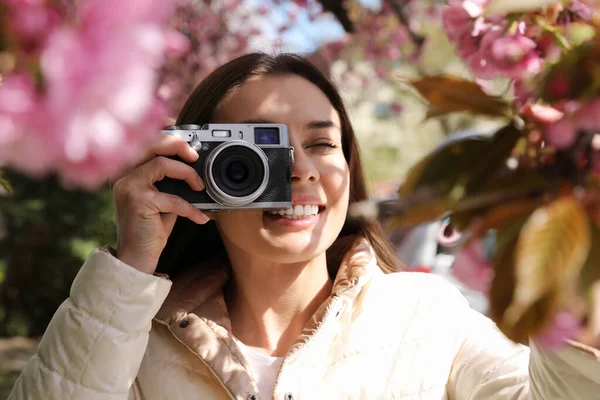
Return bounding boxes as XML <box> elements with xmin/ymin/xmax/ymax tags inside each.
<box><xmin>291</xmin><ymin>145</ymin><xmax>319</xmax><ymax>183</ymax></box>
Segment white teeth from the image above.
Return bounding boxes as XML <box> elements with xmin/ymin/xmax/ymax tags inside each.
<box><xmin>266</xmin><ymin>204</ymin><xmax>321</xmax><ymax>219</ymax></box>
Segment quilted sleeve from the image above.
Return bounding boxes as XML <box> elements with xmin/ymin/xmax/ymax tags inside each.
<box><xmin>446</xmin><ymin>294</ymin><xmax>531</xmax><ymax>400</ymax></box>
<box><xmin>8</xmin><ymin>246</ymin><xmax>172</xmax><ymax>400</ymax></box>
<box><xmin>447</xmin><ymin>293</ymin><xmax>600</xmax><ymax>399</ymax></box>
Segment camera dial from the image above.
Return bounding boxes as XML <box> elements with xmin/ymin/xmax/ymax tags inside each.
<box><xmin>180</xmin><ymin>124</ymin><xmax>202</xmax><ymax>130</ymax></box>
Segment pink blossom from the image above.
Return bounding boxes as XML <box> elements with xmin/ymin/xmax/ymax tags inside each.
<box><xmin>513</xmin><ymin>79</ymin><xmax>534</xmax><ymax>104</ymax></box>
<box><xmin>450</xmin><ymin>0</ymin><xmax>487</xmax><ymax>18</ymax></box>
<box><xmin>164</xmin><ymin>30</ymin><xmax>191</xmax><ymax>56</ymax></box>
<box><xmin>0</xmin><ymin>73</ymin><xmax>37</xmax><ymax>147</ymax></box>
<box><xmin>573</xmin><ymin>98</ymin><xmax>600</xmax><ymax>132</ymax></box>
<box><xmin>522</xmin><ymin>104</ymin><xmax>564</xmax><ymax>124</ymax></box>
<box><xmin>452</xmin><ymin>240</ymin><xmax>494</xmax><ymax>295</ymax></box>
<box><xmin>543</xmin><ymin>98</ymin><xmax>600</xmax><ymax>150</ymax></box>
<box><xmin>79</xmin><ymin>0</ymin><xmax>175</xmax><ymax>27</ymax></box>
<box><xmin>544</xmin><ymin>118</ymin><xmax>577</xmax><ymax>149</ymax></box>
<box><xmin>442</xmin><ymin>0</ymin><xmax>489</xmax><ymax>42</ymax></box>
<box><xmin>455</xmin><ymin>33</ymin><xmax>480</xmax><ymax>59</ymax></box>
<box><xmin>441</xmin><ymin>3</ymin><xmax>475</xmax><ymax>42</ymax></box>
<box><xmin>535</xmin><ymin>311</ymin><xmax>583</xmax><ymax>351</ymax></box>
<box><xmin>591</xmin><ymin>150</ymin><xmax>600</xmax><ymax>175</ymax></box>
<box><xmin>569</xmin><ymin>0</ymin><xmax>593</xmax><ymax>21</ymax></box>
<box><xmin>0</xmin><ymin>0</ymin><xmax>178</xmax><ymax>189</ymax></box>
<box><xmin>479</xmin><ymin>31</ymin><xmax>541</xmax><ymax>79</ymax></box>
<box><xmin>0</xmin><ymin>74</ymin><xmax>60</xmax><ymax>176</ymax></box>
<box><xmin>9</xmin><ymin>2</ymin><xmax>59</xmax><ymax>44</ymax></box>
<box><xmin>544</xmin><ymin>72</ymin><xmax>572</xmax><ymax>100</ymax></box>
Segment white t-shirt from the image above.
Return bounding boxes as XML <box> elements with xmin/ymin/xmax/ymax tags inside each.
<box><xmin>234</xmin><ymin>338</ymin><xmax>284</xmax><ymax>400</ymax></box>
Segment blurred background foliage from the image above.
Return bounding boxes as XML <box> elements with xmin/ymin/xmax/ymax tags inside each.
<box><xmin>0</xmin><ymin>171</ymin><xmax>116</xmax><ymax>337</ymax></box>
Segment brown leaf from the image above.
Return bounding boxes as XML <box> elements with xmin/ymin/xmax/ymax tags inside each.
<box><xmin>579</xmin><ymin>227</ymin><xmax>600</xmax><ymax>304</ymax></box>
<box><xmin>490</xmin><ymin>220</ymin><xmax>560</xmax><ymax>344</ymax></box>
<box><xmin>470</xmin><ymin>198</ymin><xmax>543</xmax><ymax>241</ymax></box>
<box><xmin>464</xmin><ymin>124</ymin><xmax>522</xmax><ymax>195</ymax></box>
<box><xmin>386</xmin><ymin>199</ymin><xmax>453</xmax><ymax>231</ymax></box>
<box><xmin>399</xmin><ymin>135</ymin><xmax>491</xmax><ymax>197</ymax></box>
<box><xmin>407</xmin><ymin>75</ymin><xmax>512</xmax><ymax>118</ymax></box>
<box><xmin>504</xmin><ymin>197</ymin><xmax>592</xmax><ymax>327</ymax></box>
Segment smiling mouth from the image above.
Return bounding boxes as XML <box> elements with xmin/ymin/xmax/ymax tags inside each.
<box><xmin>265</xmin><ymin>204</ymin><xmax>325</xmax><ymax>219</ymax></box>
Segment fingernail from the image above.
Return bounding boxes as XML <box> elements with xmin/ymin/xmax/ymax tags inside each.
<box><xmin>189</xmin><ymin>147</ymin><xmax>199</xmax><ymax>158</ymax></box>
<box><xmin>199</xmin><ymin>213</ymin><xmax>210</xmax><ymax>223</ymax></box>
<box><xmin>197</xmin><ymin>177</ymin><xmax>205</xmax><ymax>190</ymax></box>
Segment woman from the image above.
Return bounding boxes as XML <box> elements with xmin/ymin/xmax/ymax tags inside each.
<box><xmin>9</xmin><ymin>53</ymin><xmax>600</xmax><ymax>400</ymax></box>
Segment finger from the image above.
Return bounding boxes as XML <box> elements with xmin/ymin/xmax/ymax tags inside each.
<box><xmin>137</xmin><ymin>156</ymin><xmax>205</xmax><ymax>190</ymax></box>
<box><xmin>149</xmin><ymin>134</ymin><xmax>199</xmax><ymax>162</ymax></box>
<box><xmin>163</xmin><ymin>116</ymin><xmax>176</xmax><ymax>127</ymax></box>
<box><xmin>150</xmin><ymin>192</ymin><xmax>209</xmax><ymax>225</ymax></box>
<box><xmin>110</xmin><ymin>135</ymin><xmax>199</xmax><ymax>188</ymax></box>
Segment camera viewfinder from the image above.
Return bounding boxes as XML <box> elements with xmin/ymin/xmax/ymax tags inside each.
<box><xmin>254</xmin><ymin>127</ymin><xmax>280</xmax><ymax>145</ymax></box>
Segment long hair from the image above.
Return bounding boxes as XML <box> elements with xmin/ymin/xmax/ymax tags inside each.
<box><xmin>156</xmin><ymin>53</ymin><xmax>399</xmax><ymax>277</ymax></box>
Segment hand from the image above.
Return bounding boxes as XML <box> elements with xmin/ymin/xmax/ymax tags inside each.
<box><xmin>109</xmin><ymin>135</ymin><xmax>209</xmax><ymax>274</ymax></box>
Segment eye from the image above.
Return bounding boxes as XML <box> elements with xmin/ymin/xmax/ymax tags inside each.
<box><xmin>309</xmin><ymin>140</ymin><xmax>339</xmax><ymax>149</ymax></box>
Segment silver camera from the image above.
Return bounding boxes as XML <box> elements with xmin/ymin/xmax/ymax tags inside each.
<box><xmin>155</xmin><ymin>123</ymin><xmax>294</xmax><ymax>211</ymax></box>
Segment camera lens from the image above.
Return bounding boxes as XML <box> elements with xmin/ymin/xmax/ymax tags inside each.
<box><xmin>214</xmin><ymin>148</ymin><xmax>262</xmax><ymax>196</ymax></box>
<box><xmin>205</xmin><ymin>142</ymin><xmax>269</xmax><ymax>206</ymax></box>
<box><xmin>226</xmin><ymin>160</ymin><xmax>249</xmax><ymax>184</ymax></box>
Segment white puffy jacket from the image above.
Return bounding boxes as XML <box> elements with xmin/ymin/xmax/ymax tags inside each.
<box><xmin>9</xmin><ymin>239</ymin><xmax>600</xmax><ymax>399</ymax></box>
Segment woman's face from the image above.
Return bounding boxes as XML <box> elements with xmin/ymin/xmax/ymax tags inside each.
<box><xmin>210</xmin><ymin>74</ymin><xmax>350</xmax><ymax>264</ymax></box>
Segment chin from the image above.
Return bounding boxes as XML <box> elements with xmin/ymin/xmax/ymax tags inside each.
<box><xmin>260</xmin><ymin>232</ymin><xmax>332</xmax><ymax>263</ymax></box>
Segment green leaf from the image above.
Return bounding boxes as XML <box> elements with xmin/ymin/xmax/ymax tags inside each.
<box><xmin>484</xmin><ymin>0</ymin><xmax>562</xmax><ymax>16</ymax></box>
<box><xmin>406</xmin><ymin>75</ymin><xmax>512</xmax><ymax>118</ymax></box>
<box><xmin>504</xmin><ymin>197</ymin><xmax>591</xmax><ymax>327</ymax></box>
<box><xmin>70</xmin><ymin>238</ymin><xmax>100</xmax><ymax>262</ymax></box>
<box><xmin>567</xmin><ymin>23</ymin><xmax>596</xmax><ymax>48</ymax></box>
<box><xmin>0</xmin><ymin>170</ymin><xmax>13</xmax><ymax>195</ymax></box>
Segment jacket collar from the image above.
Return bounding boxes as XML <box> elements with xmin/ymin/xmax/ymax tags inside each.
<box><xmin>153</xmin><ymin>236</ymin><xmax>383</xmax><ymax>399</ymax></box>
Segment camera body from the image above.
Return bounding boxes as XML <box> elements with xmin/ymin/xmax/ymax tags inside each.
<box><xmin>155</xmin><ymin>123</ymin><xmax>294</xmax><ymax>211</ymax></box>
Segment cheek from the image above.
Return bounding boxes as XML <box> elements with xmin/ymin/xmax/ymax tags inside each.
<box><xmin>320</xmin><ymin>158</ymin><xmax>351</xmax><ymax>209</ymax></box>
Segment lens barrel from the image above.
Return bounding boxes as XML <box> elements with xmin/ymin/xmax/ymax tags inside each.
<box><xmin>204</xmin><ymin>141</ymin><xmax>269</xmax><ymax>207</ymax></box>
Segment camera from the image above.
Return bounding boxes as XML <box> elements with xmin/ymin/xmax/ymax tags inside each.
<box><xmin>155</xmin><ymin>123</ymin><xmax>294</xmax><ymax>211</ymax></box>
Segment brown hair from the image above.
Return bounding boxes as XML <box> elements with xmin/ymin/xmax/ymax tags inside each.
<box><xmin>156</xmin><ymin>53</ymin><xmax>399</xmax><ymax>277</ymax></box>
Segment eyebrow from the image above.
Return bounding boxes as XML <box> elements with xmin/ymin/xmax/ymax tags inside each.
<box><xmin>239</xmin><ymin>118</ymin><xmax>341</xmax><ymax>130</ymax></box>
